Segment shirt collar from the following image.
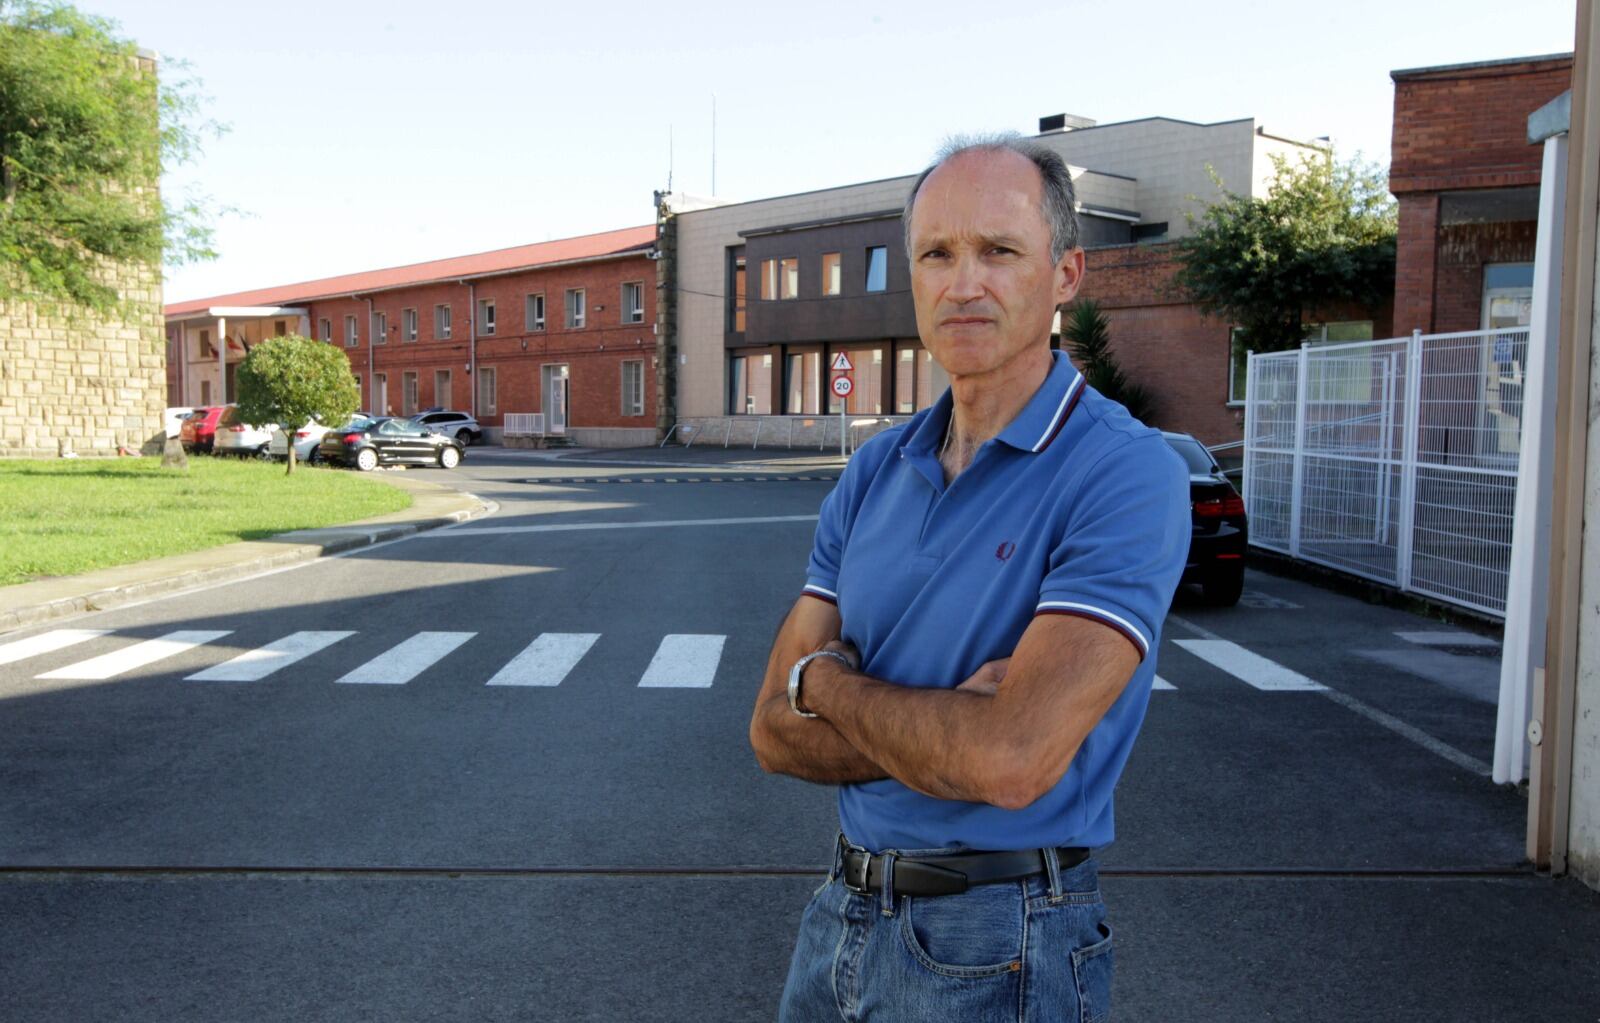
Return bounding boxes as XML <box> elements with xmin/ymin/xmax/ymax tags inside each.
<box><xmin>994</xmin><ymin>350</ymin><xmax>1086</xmax><ymax>453</ymax></box>
<box><xmin>900</xmin><ymin>349</ymin><xmax>1087</xmax><ymax>461</ymax></box>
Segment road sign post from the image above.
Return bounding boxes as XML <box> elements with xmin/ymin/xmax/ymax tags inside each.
<box><xmin>831</xmin><ymin>373</ymin><xmax>853</xmax><ymax>458</ymax></box>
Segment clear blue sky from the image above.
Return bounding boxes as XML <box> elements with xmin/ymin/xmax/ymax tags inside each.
<box><xmin>92</xmin><ymin>0</ymin><xmax>1578</xmax><ymax>304</ymax></box>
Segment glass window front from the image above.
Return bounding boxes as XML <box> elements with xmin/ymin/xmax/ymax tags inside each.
<box><xmin>865</xmin><ymin>247</ymin><xmax>887</xmax><ymax>293</ymax></box>
<box><xmin>822</xmin><ymin>253</ymin><xmax>842</xmax><ymax>296</ymax></box>
<box><xmin>828</xmin><ymin>347</ymin><xmax>884</xmax><ymax>414</ymax></box>
<box><xmin>732</xmin><ymin>257</ymin><xmax>746</xmax><ymax>331</ymax></box>
<box><xmin>780</xmin><ymin>258</ymin><xmax>799</xmax><ymax>300</ymax></box>
<box><xmin>786</xmin><ymin>352</ymin><xmax>821</xmax><ymax>414</ymax></box>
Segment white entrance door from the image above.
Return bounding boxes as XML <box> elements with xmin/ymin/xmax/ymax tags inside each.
<box><xmin>374</xmin><ymin>373</ymin><xmax>389</xmax><ymax>417</ymax></box>
<box><xmin>542</xmin><ymin>364</ymin><xmax>569</xmax><ymax>436</ymax></box>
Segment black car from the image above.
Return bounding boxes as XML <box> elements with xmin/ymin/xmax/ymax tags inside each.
<box><xmin>1162</xmin><ymin>431</ymin><xmax>1247</xmax><ymax>606</ymax></box>
<box><xmin>320</xmin><ymin>416</ymin><xmax>465</xmax><ymax>471</ymax></box>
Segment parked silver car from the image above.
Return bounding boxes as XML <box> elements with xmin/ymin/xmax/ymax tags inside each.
<box><xmin>213</xmin><ymin>405</ymin><xmax>275</xmax><ymax>457</ymax></box>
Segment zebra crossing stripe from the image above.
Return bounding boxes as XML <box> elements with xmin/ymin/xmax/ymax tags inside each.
<box><xmin>37</xmin><ymin>630</ymin><xmax>233</xmax><ymax>681</ymax></box>
<box><xmin>186</xmin><ymin>631</ymin><xmax>356</xmax><ymax>682</ymax></box>
<box><xmin>1153</xmin><ymin>676</ymin><xmax>1176</xmax><ymax>691</ymax></box>
<box><xmin>486</xmin><ymin>633</ymin><xmax>600</xmax><ymax>687</ymax></box>
<box><xmin>337</xmin><ymin>632</ymin><xmax>475</xmax><ymax>685</ymax></box>
<box><xmin>638</xmin><ymin>634</ymin><xmax>725</xmax><ymax>688</ymax></box>
<box><xmin>0</xmin><ymin>629</ymin><xmax>112</xmax><ymax>667</ymax></box>
<box><xmin>1172</xmin><ymin>639</ymin><xmax>1327</xmax><ymax>692</ymax></box>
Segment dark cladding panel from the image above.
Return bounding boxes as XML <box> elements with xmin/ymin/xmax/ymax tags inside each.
<box><xmin>738</xmin><ymin>216</ymin><xmax>918</xmax><ymax>347</ymax></box>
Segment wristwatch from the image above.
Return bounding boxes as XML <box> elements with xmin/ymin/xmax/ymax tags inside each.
<box><xmin>789</xmin><ymin>650</ymin><xmax>852</xmax><ymax>719</ymax></box>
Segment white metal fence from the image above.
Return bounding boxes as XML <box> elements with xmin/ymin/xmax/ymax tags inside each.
<box><xmin>1243</xmin><ymin>327</ymin><xmax>1529</xmax><ymax>618</ymax></box>
<box><xmin>503</xmin><ymin>413</ymin><xmax>546</xmax><ymax>436</ymax></box>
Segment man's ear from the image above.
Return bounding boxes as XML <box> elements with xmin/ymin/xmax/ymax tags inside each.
<box><xmin>1054</xmin><ymin>247</ymin><xmax>1086</xmax><ymax>306</ymax></box>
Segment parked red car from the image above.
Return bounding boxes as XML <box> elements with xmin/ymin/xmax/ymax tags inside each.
<box><xmin>179</xmin><ymin>406</ymin><xmax>225</xmax><ymax>453</ymax></box>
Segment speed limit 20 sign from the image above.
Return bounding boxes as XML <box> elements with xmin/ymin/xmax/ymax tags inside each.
<box><xmin>831</xmin><ymin>376</ymin><xmax>854</xmax><ymax>398</ymax></box>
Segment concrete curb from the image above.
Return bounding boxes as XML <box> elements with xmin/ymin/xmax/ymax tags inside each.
<box><xmin>0</xmin><ymin>474</ymin><xmax>495</xmax><ymax>633</ymax></box>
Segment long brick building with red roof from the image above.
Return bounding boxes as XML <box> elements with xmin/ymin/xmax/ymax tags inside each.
<box><xmin>164</xmin><ymin>225</ymin><xmax>659</xmax><ymax>447</ymax></box>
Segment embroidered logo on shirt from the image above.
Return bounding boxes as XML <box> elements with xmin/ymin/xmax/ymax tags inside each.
<box><xmin>995</xmin><ymin>541</ymin><xmax>1017</xmax><ymax>562</ymax></box>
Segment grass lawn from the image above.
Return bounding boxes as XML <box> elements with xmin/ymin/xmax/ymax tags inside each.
<box><xmin>0</xmin><ymin>457</ymin><xmax>414</xmax><ymax>586</ymax></box>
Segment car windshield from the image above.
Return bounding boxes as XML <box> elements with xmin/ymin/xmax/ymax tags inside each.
<box><xmin>1165</xmin><ymin>436</ymin><xmax>1216</xmax><ymax>474</ymax></box>
<box><xmin>345</xmin><ymin>416</ymin><xmax>376</xmax><ymax>430</ymax></box>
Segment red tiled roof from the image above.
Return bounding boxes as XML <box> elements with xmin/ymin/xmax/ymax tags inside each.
<box><xmin>165</xmin><ymin>225</ymin><xmax>656</xmax><ymax>316</ymax></box>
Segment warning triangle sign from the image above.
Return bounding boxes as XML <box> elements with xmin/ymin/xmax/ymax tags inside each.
<box><xmin>830</xmin><ymin>352</ymin><xmax>854</xmax><ymax>372</ymax></box>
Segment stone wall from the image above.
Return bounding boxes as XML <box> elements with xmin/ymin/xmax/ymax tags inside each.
<box><xmin>0</xmin><ymin>257</ymin><xmax>167</xmax><ymax>458</ymax></box>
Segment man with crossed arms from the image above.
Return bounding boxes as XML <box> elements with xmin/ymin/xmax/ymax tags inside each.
<box><xmin>749</xmin><ymin>135</ymin><xmax>1190</xmax><ymax>1022</ymax></box>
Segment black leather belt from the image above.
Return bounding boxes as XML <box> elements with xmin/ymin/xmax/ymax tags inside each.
<box><xmin>838</xmin><ymin>839</ymin><xmax>1091</xmax><ymax>897</ymax></box>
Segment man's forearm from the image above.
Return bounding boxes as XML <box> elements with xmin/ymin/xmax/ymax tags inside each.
<box><xmin>751</xmin><ymin>692</ymin><xmax>888</xmax><ymax>784</ymax></box>
<box><xmin>803</xmin><ymin>660</ymin><xmax>1022</xmax><ymax>807</ymax></box>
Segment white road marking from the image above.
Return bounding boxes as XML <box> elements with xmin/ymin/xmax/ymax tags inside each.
<box><xmin>1153</xmin><ymin>676</ymin><xmax>1177</xmax><ymax>691</ymax></box>
<box><xmin>36</xmin><ymin>630</ymin><xmax>232</xmax><ymax>680</ymax></box>
<box><xmin>420</xmin><ymin>515</ymin><xmax>819</xmax><ymax>537</ymax></box>
<box><xmin>0</xmin><ymin>629</ymin><xmax>112</xmax><ymax>667</ymax></box>
<box><xmin>638</xmin><ymin>634</ymin><xmax>725</xmax><ymax>688</ymax></box>
<box><xmin>1394</xmin><ymin>630</ymin><xmax>1499</xmax><ymax>648</ymax></box>
<box><xmin>186</xmin><ymin>631</ymin><xmax>356</xmax><ymax>682</ymax></box>
<box><xmin>486</xmin><ymin>633</ymin><xmax>600</xmax><ymax>687</ymax></box>
<box><xmin>1173</xmin><ymin>639</ymin><xmax>1328</xmax><ymax>692</ymax></box>
<box><xmin>336</xmin><ymin>632</ymin><xmax>475</xmax><ymax>685</ymax></box>
<box><xmin>1165</xmin><ymin>614</ymin><xmax>1488</xmax><ymax>775</ymax></box>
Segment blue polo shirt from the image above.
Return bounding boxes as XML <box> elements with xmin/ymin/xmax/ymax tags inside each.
<box><xmin>802</xmin><ymin>350</ymin><xmax>1189</xmax><ymax>853</ymax></box>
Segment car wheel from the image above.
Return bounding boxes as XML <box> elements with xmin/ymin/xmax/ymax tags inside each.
<box><xmin>1202</xmin><ymin>565</ymin><xmax>1245</xmax><ymax>607</ymax></box>
<box><xmin>439</xmin><ymin>446</ymin><xmax>460</xmax><ymax>469</ymax></box>
<box><xmin>355</xmin><ymin>447</ymin><xmax>379</xmax><ymax>472</ymax></box>
<box><xmin>455</xmin><ymin>428</ymin><xmax>472</xmax><ymax>447</ymax></box>
<box><xmin>254</xmin><ymin>446</ymin><xmax>272</xmax><ymax>461</ymax></box>
<box><xmin>307</xmin><ymin>447</ymin><xmax>322</xmax><ymax>466</ymax></box>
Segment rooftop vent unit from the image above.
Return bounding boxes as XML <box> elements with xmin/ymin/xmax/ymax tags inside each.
<box><xmin>1039</xmin><ymin>113</ymin><xmax>1097</xmax><ymax>134</ymax></box>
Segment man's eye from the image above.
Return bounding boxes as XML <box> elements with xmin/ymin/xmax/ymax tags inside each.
<box><xmin>990</xmin><ymin>246</ymin><xmax>1016</xmax><ymax>256</ymax></box>
<box><xmin>920</xmin><ymin>249</ymin><xmax>948</xmax><ymax>260</ymax></box>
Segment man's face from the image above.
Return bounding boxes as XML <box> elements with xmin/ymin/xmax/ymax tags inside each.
<box><xmin>907</xmin><ymin>149</ymin><xmax>1084</xmax><ymax>380</ymax></box>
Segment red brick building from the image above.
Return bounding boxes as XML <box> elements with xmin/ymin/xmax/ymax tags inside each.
<box><xmin>1390</xmin><ymin>53</ymin><xmax>1573</xmax><ymax>335</ymax></box>
<box><xmin>164</xmin><ymin>226</ymin><xmax>659</xmax><ymax>447</ymax></box>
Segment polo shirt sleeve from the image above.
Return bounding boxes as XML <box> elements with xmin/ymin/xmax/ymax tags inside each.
<box><xmin>1035</xmin><ymin>435</ymin><xmax>1190</xmax><ymax>661</ymax></box>
<box><xmin>802</xmin><ymin>435</ymin><xmax>885</xmax><ymax>605</ymax></box>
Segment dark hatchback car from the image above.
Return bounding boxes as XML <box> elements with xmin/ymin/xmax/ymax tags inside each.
<box><xmin>319</xmin><ymin>416</ymin><xmax>465</xmax><ymax>471</ymax></box>
<box><xmin>1162</xmin><ymin>431</ymin><xmax>1247</xmax><ymax>606</ymax></box>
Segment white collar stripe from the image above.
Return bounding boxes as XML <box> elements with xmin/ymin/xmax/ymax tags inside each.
<box><xmin>1032</xmin><ymin>372</ymin><xmax>1084</xmax><ymax>453</ymax></box>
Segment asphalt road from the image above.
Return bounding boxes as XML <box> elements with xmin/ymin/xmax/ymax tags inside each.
<box><xmin>2</xmin><ymin>450</ymin><xmax>1597</xmax><ymax>1022</ymax></box>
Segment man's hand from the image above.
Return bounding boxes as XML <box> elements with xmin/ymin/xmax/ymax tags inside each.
<box><xmin>955</xmin><ymin>658</ymin><xmax>1011</xmax><ymax>697</ymax></box>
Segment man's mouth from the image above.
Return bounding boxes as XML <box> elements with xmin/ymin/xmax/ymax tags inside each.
<box><xmin>941</xmin><ymin>316</ymin><xmax>993</xmax><ymax>326</ymax></box>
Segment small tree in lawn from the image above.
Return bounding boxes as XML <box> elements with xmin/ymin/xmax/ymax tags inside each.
<box><xmin>1063</xmin><ymin>299</ymin><xmax>1157</xmax><ymax>424</ymax></box>
<box><xmin>235</xmin><ymin>335</ymin><xmax>359</xmax><ymax>475</ymax></box>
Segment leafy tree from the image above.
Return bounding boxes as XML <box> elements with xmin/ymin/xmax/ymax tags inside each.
<box><xmin>235</xmin><ymin>335</ymin><xmax>360</xmax><ymax>475</ymax></box>
<box><xmin>1173</xmin><ymin>152</ymin><xmax>1396</xmax><ymax>357</ymax></box>
<box><xmin>1063</xmin><ymin>299</ymin><xmax>1157</xmax><ymax>424</ymax></box>
<box><xmin>0</xmin><ymin>1</ymin><xmax>221</xmax><ymax>313</ymax></box>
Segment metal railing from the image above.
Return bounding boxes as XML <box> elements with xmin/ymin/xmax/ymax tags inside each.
<box><xmin>660</xmin><ymin>415</ymin><xmax>911</xmax><ymax>453</ymax></box>
<box><xmin>503</xmin><ymin>413</ymin><xmax>545</xmax><ymax>436</ymax></box>
<box><xmin>1243</xmin><ymin>327</ymin><xmax>1529</xmax><ymax>618</ymax></box>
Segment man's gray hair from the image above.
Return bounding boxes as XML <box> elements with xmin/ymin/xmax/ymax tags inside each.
<box><xmin>902</xmin><ymin>133</ymin><xmax>1080</xmax><ymax>262</ymax></box>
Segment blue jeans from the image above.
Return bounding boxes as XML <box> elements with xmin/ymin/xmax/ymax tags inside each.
<box><xmin>778</xmin><ymin>838</ymin><xmax>1114</xmax><ymax>1022</ymax></box>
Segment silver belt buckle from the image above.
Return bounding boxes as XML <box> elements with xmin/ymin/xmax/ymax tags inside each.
<box><xmin>844</xmin><ymin>851</ymin><xmax>872</xmax><ymax>895</ymax></box>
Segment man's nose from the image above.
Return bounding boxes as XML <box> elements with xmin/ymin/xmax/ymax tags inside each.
<box><xmin>947</xmin><ymin>254</ymin><xmax>986</xmax><ymax>303</ymax></box>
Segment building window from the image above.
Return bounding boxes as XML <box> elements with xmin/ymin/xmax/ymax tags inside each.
<box><xmin>344</xmin><ymin>315</ymin><xmax>358</xmax><ymax>348</ymax></box>
<box><xmin>865</xmin><ymin>246</ymin><xmax>887</xmax><ymax>293</ymax></box>
<box><xmin>402</xmin><ymin>308</ymin><xmax>418</xmax><ymax>342</ymax></box>
<box><xmin>318</xmin><ymin>318</ymin><xmax>331</xmax><ymax>343</ymax></box>
<box><xmin>526</xmin><ymin>293</ymin><xmax>545</xmax><ymax>331</ymax></box>
<box><xmin>785</xmin><ymin>351</ymin><xmax>821</xmax><ymax>414</ymax></box>
<box><xmin>477</xmin><ymin>366</ymin><xmax>497</xmax><ymax>415</ymax></box>
<box><xmin>200</xmin><ymin>379</ymin><xmax>212</xmax><ymax>405</ymax></box>
<box><xmin>828</xmin><ymin>346</ymin><xmax>884</xmax><ymax>414</ymax></box>
<box><xmin>374</xmin><ymin>372</ymin><xmax>388</xmax><ymax>415</ymax></box>
<box><xmin>478</xmin><ymin>298</ymin><xmax>496</xmax><ymax>336</ymax></box>
<box><xmin>729</xmin><ymin>353</ymin><xmax>774</xmax><ymax>414</ymax></box>
<box><xmin>435</xmin><ymin>304</ymin><xmax>452</xmax><ymax>340</ymax></box>
<box><xmin>759</xmin><ymin>258</ymin><xmax>799</xmax><ymax>300</ymax></box>
<box><xmin>274</xmin><ymin>319</ymin><xmax>287</xmax><ymax>336</ymax></box>
<box><xmin>732</xmin><ymin>254</ymin><xmax>746</xmax><ymax>332</ymax></box>
<box><xmin>402</xmin><ymin>371</ymin><xmax>418</xmax><ymax>416</ymax></box>
<box><xmin>434</xmin><ymin>369</ymin><xmax>451</xmax><ymax>408</ymax></box>
<box><xmin>197</xmin><ymin>328</ymin><xmax>214</xmax><ymax>358</ymax></box>
<box><xmin>822</xmin><ymin>252</ymin><xmax>842</xmax><ymax>296</ymax></box>
<box><xmin>373</xmin><ymin>311</ymin><xmax>387</xmax><ymax>345</ymax></box>
<box><xmin>621</xmin><ymin>359</ymin><xmax>645</xmax><ymax>416</ymax></box>
<box><xmin>566</xmin><ymin>288</ymin><xmax>585</xmax><ymax>328</ymax></box>
<box><xmin>622</xmin><ymin>282</ymin><xmax>645</xmax><ymax>323</ymax></box>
